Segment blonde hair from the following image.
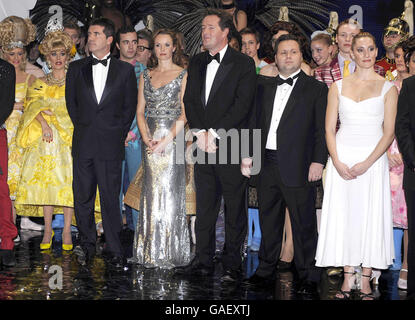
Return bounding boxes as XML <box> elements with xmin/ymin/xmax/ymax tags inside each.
<box><xmin>38</xmin><ymin>30</ymin><xmax>73</xmax><ymax>57</ymax></box>
<box><xmin>0</xmin><ymin>16</ymin><xmax>36</xmax><ymax>70</ymax></box>
<box><xmin>0</xmin><ymin>16</ymin><xmax>36</xmax><ymax>49</ymax></box>
<box><xmin>336</xmin><ymin>18</ymin><xmax>362</xmax><ymax>35</ymax></box>
<box><xmin>351</xmin><ymin>31</ymin><xmax>377</xmax><ymax>50</ymax></box>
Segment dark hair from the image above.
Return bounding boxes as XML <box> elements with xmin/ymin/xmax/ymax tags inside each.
<box><xmin>89</xmin><ymin>17</ymin><xmax>115</xmax><ymax>41</ymax></box>
<box><xmin>148</xmin><ymin>28</ymin><xmax>186</xmax><ymax>69</ymax></box>
<box><xmin>402</xmin><ymin>35</ymin><xmax>415</xmax><ymax>64</ymax></box>
<box><xmin>270</xmin><ymin>21</ymin><xmax>297</xmax><ymax>36</ymax></box>
<box><xmin>240</xmin><ymin>27</ymin><xmax>260</xmax><ymax>44</ymax></box>
<box><xmin>273</xmin><ymin>34</ymin><xmax>302</xmax><ymax>55</ymax></box>
<box><xmin>202</xmin><ymin>8</ymin><xmax>234</xmax><ymax>41</ymax></box>
<box><xmin>228</xmin><ymin>22</ymin><xmax>241</xmax><ymax>50</ymax></box>
<box><xmin>115</xmin><ymin>25</ymin><xmax>137</xmax><ymax>44</ymax></box>
<box><xmin>63</xmin><ymin>19</ymin><xmax>81</xmax><ymax>36</ymax></box>
<box><xmin>394</xmin><ymin>42</ymin><xmax>405</xmax><ymax>54</ymax></box>
<box><xmin>137</xmin><ymin>28</ymin><xmax>154</xmax><ymax>49</ymax></box>
<box><xmin>393</xmin><ymin>41</ymin><xmax>408</xmax><ymax>72</ymax></box>
<box><xmin>263</xmin><ymin>21</ymin><xmax>310</xmax><ymax>62</ymax></box>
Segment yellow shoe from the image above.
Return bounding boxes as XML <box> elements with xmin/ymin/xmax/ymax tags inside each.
<box><xmin>40</xmin><ymin>230</ymin><xmax>55</xmax><ymax>250</ymax></box>
<box><xmin>327</xmin><ymin>267</ymin><xmax>343</xmax><ymax>277</ymax></box>
<box><xmin>62</xmin><ymin>243</ymin><xmax>73</xmax><ymax>251</ymax></box>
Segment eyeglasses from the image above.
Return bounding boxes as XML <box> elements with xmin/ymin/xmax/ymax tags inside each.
<box><xmin>137</xmin><ymin>45</ymin><xmax>151</xmax><ymax>52</ymax></box>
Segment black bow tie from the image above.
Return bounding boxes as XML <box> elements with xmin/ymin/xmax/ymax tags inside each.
<box><xmin>275</xmin><ymin>73</ymin><xmax>300</xmax><ymax>86</ymax></box>
<box><xmin>92</xmin><ymin>56</ymin><xmax>110</xmax><ymax>66</ymax></box>
<box><xmin>206</xmin><ymin>52</ymin><xmax>220</xmax><ymax>64</ymax></box>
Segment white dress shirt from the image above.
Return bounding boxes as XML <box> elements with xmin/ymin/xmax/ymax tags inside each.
<box><xmin>205</xmin><ymin>44</ymin><xmax>228</xmax><ymax>104</ymax></box>
<box><xmin>337</xmin><ymin>52</ymin><xmax>355</xmax><ymax>78</ymax></box>
<box><xmin>266</xmin><ymin>69</ymin><xmax>301</xmax><ymax>150</ymax></box>
<box><xmin>195</xmin><ymin>45</ymin><xmax>229</xmax><ymax>139</ymax></box>
<box><xmin>92</xmin><ymin>52</ymin><xmax>111</xmax><ymax>103</ymax></box>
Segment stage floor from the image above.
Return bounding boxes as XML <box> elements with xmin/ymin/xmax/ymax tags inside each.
<box><xmin>0</xmin><ymin>224</ymin><xmax>407</xmax><ymax>301</ymax></box>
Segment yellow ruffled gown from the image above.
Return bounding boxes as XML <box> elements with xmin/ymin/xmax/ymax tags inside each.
<box><xmin>5</xmin><ymin>75</ymin><xmax>30</xmax><ymax>200</ymax></box>
<box><xmin>15</xmin><ymin>78</ymin><xmax>101</xmax><ymax>223</ymax></box>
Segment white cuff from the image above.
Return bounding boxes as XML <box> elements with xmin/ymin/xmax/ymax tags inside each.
<box><xmin>209</xmin><ymin>128</ymin><xmax>220</xmax><ymax>140</ymax></box>
<box><xmin>193</xmin><ymin>129</ymin><xmax>206</xmax><ymax>136</ymax></box>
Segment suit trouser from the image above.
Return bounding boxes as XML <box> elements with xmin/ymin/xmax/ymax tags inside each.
<box><xmin>256</xmin><ymin>159</ymin><xmax>321</xmax><ymax>282</ymax></box>
<box><xmin>194</xmin><ymin>163</ymin><xmax>248</xmax><ymax>270</ymax></box>
<box><xmin>73</xmin><ymin>157</ymin><xmax>123</xmax><ymax>257</ymax></box>
<box><xmin>405</xmin><ymin>187</ymin><xmax>415</xmax><ymax>296</ymax></box>
<box><xmin>0</xmin><ymin>129</ymin><xmax>16</xmax><ymax>250</ymax></box>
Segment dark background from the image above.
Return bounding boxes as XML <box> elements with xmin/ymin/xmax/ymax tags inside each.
<box><xmin>237</xmin><ymin>0</ymin><xmax>407</xmax><ymax>58</ymax></box>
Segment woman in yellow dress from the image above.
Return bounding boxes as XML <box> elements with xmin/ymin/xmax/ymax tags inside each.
<box><xmin>15</xmin><ymin>27</ymin><xmax>78</xmax><ymax>251</ymax></box>
<box><xmin>0</xmin><ymin>16</ymin><xmax>37</xmax><ymax>228</ymax></box>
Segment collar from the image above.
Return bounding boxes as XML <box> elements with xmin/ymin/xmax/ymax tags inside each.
<box><xmin>92</xmin><ymin>52</ymin><xmax>111</xmax><ymax>62</ymax></box>
<box><xmin>337</xmin><ymin>52</ymin><xmax>354</xmax><ymax>66</ymax></box>
<box><xmin>384</xmin><ymin>56</ymin><xmax>395</xmax><ymax>65</ymax></box>
<box><xmin>209</xmin><ymin>44</ymin><xmax>228</xmax><ymax>63</ymax></box>
<box><xmin>279</xmin><ymin>69</ymin><xmax>301</xmax><ymax>80</ymax></box>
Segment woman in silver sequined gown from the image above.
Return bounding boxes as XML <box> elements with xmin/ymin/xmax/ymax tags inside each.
<box><xmin>133</xmin><ymin>29</ymin><xmax>192</xmax><ymax>269</ymax></box>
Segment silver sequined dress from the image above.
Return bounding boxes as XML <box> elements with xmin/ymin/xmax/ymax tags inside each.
<box><xmin>133</xmin><ymin>69</ymin><xmax>192</xmax><ymax>269</ymax></box>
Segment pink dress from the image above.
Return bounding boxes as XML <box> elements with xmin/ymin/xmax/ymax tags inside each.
<box><xmin>390</xmin><ymin>80</ymin><xmax>407</xmax><ymax>229</ymax></box>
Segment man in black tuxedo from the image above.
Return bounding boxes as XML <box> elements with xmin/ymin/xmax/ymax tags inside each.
<box><xmin>181</xmin><ymin>9</ymin><xmax>256</xmax><ymax>282</ymax></box>
<box><xmin>242</xmin><ymin>34</ymin><xmax>328</xmax><ymax>296</ymax></box>
<box><xmin>65</xmin><ymin>18</ymin><xmax>137</xmax><ymax>266</ymax></box>
<box><xmin>396</xmin><ymin>76</ymin><xmax>415</xmax><ymax>299</ymax></box>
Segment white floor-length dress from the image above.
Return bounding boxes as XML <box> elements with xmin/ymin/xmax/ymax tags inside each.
<box><xmin>315</xmin><ymin>79</ymin><xmax>395</xmax><ymax>269</ymax></box>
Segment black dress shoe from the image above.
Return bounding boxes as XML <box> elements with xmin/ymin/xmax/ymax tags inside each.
<box><xmin>297</xmin><ymin>280</ymin><xmax>319</xmax><ymax>299</ymax></box>
<box><xmin>221</xmin><ymin>269</ymin><xmax>240</xmax><ymax>283</ymax></box>
<box><xmin>0</xmin><ymin>249</ymin><xmax>16</xmax><ymax>267</ymax></box>
<box><xmin>75</xmin><ymin>246</ymin><xmax>95</xmax><ymax>266</ymax></box>
<box><xmin>245</xmin><ymin>273</ymin><xmax>274</xmax><ymax>289</ymax></box>
<box><xmin>174</xmin><ymin>259</ymin><xmax>214</xmax><ymax>277</ymax></box>
<box><xmin>406</xmin><ymin>293</ymin><xmax>415</xmax><ymax>300</ymax></box>
<box><xmin>108</xmin><ymin>256</ymin><xmax>127</xmax><ymax>270</ymax></box>
<box><xmin>276</xmin><ymin>259</ymin><xmax>292</xmax><ymax>271</ymax></box>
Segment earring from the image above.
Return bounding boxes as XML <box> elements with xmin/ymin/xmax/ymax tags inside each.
<box><xmin>65</xmin><ymin>61</ymin><xmax>69</xmax><ymax>70</ymax></box>
<box><xmin>47</xmin><ymin>60</ymin><xmax>51</xmax><ymax>69</ymax></box>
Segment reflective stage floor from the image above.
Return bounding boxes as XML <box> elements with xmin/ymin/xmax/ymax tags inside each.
<box><xmin>0</xmin><ymin>224</ymin><xmax>408</xmax><ymax>301</ymax></box>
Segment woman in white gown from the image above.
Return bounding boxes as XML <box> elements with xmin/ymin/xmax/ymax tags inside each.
<box><xmin>315</xmin><ymin>32</ymin><xmax>398</xmax><ymax>300</ymax></box>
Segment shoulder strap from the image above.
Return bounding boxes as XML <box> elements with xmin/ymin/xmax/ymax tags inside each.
<box><xmin>142</xmin><ymin>68</ymin><xmax>149</xmax><ymax>80</ymax></box>
<box><xmin>335</xmin><ymin>79</ymin><xmax>343</xmax><ymax>95</ymax></box>
<box><xmin>381</xmin><ymin>80</ymin><xmax>394</xmax><ymax>96</ymax></box>
<box><xmin>178</xmin><ymin>69</ymin><xmax>187</xmax><ymax>80</ymax></box>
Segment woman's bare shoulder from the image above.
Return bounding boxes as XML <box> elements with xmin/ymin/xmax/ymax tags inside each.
<box><xmin>260</xmin><ymin>64</ymin><xmax>278</xmax><ymax>76</ymax></box>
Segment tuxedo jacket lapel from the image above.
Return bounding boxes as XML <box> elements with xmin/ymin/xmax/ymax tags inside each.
<box><xmin>207</xmin><ymin>50</ymin><xmax>234</xmax><ymax>107</ymax></box>
<box><xmin>278</xmin><ymin>71</ymin><xmax>306</xmax><ymax>129</ymax></box>
<box><xmin>263</xmin><ymin>80</ymin><xmax>278</xmax><ymax>138</ymax></box>
<box><xmin>99</xmin><ymin>58</ymin><xmax>117</xmax><ymax>107</ymax></box>
<box><xmin>81</xmin><ymin>57</ymin><xmax>98</xmax><ymax>105</ymax></box>
<box><xmin>200</xmin><ymin>55</ymin><xmax>207</xmax><ymax>107</ymax></box>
